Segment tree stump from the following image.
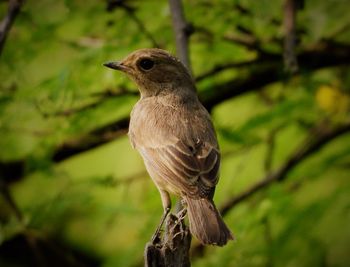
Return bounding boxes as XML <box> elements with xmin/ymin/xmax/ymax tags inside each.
<box><xmin>144</xmin><ymin>214</ymin><xmax>192</xmax><ymax>267</ymax></box>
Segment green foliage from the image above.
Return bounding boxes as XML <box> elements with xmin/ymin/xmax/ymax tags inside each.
<box><xmin>1</xmin><ymin>0</ymin><xmax>350</xmax><ymax>266</ymax></box>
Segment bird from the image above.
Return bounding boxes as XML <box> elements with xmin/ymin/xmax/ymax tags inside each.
<box><xmin>104</xmin><ymin>48</ymin><xmax>233</xmax><ymax>246</ymax></box>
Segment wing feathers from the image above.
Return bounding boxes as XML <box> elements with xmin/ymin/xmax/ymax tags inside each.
<box><xmin>167</xmin><ymin>145</ymin><xmax>200</xmax><ymax>172</ymax></box>
<box><xmin>141</xmin><ymin>140</ymin><xmax>220</xmax><ymax>199</ymax></box>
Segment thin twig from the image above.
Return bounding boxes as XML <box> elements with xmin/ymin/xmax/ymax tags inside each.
<box><xmin>283</xmin><ymin>0</ymin><xmax>299</xmax><ymax>73</ymax></box>
<box><xmin>169</xmin><ymin>0</ymin><xmax>193</xmax><ymax>72</ymax></box>
<box><xmin>220</xmin><ymin>121</ymin><xmax>350</xmax><ymax>216</ymax></box>
<box><xmin>123</xmin><ymin>7</ymin><xmax>160</xmax><ymax>48</ymax></box>
<box><xmin>223</xmin><ymin>33</ymin><xmax>259</xmax><ymax>50</ymax></box>
<box><xmin>52</xmin><ymin>116</ymin><xmax>129</xmax><ymax>161</ymax></box>
<box><xmin>0</xmin><ymin>179</ymin><xmax>23</xmax><ymax>222</ymax></box>
<box><xmin>95</xmin><ymin>171</ymin><xmax>147</xmax><ymax>187</ymax></box>
<box><xmin>106</xmin><ymin>0</ymin><xmax>159</xmax><ymax>47</ymax></box>
<box><xmin>191</xmin><ymin>120</ymin><xmax>350</xmax><ymax>257</ymax></box>
<box><xmin>24</xmin><ymin>234</ymin><xmax>47</xmax><ymax>267</ymax></box>
<box><xmin>195</xmin><ymin>59</ymin><xmax>261</xmax><ymax>82</ymax></box>
<box><xmin>36</xmin><ymin>88</ymin><xmax>138</xmax><ymax>118</ymax></box>
<box><xmin>327</xmin><ymin>23</ymin><xmax>350</xmax><ymax>39</ymax></box>
<box><xmin>233</xmin><ymin>4</ymin><xmax>280</xmax><ymax>26</ymax></box>
<box><xmin>264</xmin><ymin>127</ymin><xmax>282</xmax><ymax>173</ymax></box>
<box><xmin>0</xmin><ymin>0</ymin><xmax>24</xmax><ymax>55</ymax></box>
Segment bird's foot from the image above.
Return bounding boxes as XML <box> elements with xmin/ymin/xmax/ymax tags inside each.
<box><xmin>151</xmin><ymin>207</ymin><xmax>170</xmax><ymax>244</ymax></box>
<box><xmin>176</xmin><ymin>206</ymin><xmax>187</xmax><ymax>221</ymax></box>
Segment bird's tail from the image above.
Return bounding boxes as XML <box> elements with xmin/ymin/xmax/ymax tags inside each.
<box><xmin>184</xmin><ymin>196</ymin><xmax>234</xmax><ymax>246</ymax></box>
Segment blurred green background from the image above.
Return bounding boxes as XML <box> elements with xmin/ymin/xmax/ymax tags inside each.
<box><xmin>1</xmin><ymin>0</ymin><xmax>350</xmax><ymax>266</ymax></box>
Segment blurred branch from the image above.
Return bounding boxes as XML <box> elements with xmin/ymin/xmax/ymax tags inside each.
<box><xmin>0</xmin><ymin>160</ymin><xmax>25</xmax><ymax>183</ymax></box>
<box><xmin>263</xmin><ymin>216</ymin><xmax>274</xmax><ymax>267</ymax></box>
<box><xmin>1</xmin><ymin>41</ymin><xmax>349</xmax><ymax>178</ymax></box>
<box><xmin>0</xmin><ymin>160</ymin><xmax>25</xmax><ymax>226</ymax></box>
<box><xmin>223</xmin><ymin>33</ymin><xmax>262</xmax><ymax>52</ymax></box>
<box><xmin>201</xmin><ymin>60</ymin><xmax>281</xmax><ymax>112</ymax></box>
<box><xmin>220</xmin><ymin>120</ymin><xmax>350</xmax><ymax>215</ymax></box>
<box><xmin>195</xmin><ymin>58</ymin><xmax>262</xmax><ymax>82</ymax></box>
<box><xmin>106</xmin><ymin>0</ymin><xmax>159</xmax><ymax>47</ymax></box>
<box><xmin>200</xmin><ymin>30</ymin><xmax>342</xmax><ymax>84</ymax></box>
<box><xmin>124</xmin><ymin>8</ymin><xmax>159</xmax><ymax>48</ymax></box>
<box><xmin>264</xmin><ymin>127</ymin><xmax>282</xmax><ymax>173</ymax></box>
<box><xmin>36</xmin><ymin>87</ymin><xmax>137</xmax><ymax>117</ymax></box>
<box><xmin>0</xmin><ymin>178</ymin><xmax>23</xmax><ymax>222</ymax></box>
<box><xmin>327</xmin><ymin>23</ymin><xmax>350</xmax><ymax>39</ymax></box>
<box><xmin>283</xmin><ymin>0</ymin><xmax>299</xmax><ymax>73</ymax></box>
<box><xmin>0</xmin><ymin>175</ymin><xmax>98</xmax><ymax>266</ymax></box>
<box><xmin>233</xmin><ymin>3</ymin><xmax>280</xmax><ymax>26</ymax></box>
<box><xmin>52</xmin><ymin>116</ymin><xmax>129</xmax><ymax>162</ymax></box>
<box><xmin>91</xmin><ymin>171</ymin><xmax>147</xmax><ymax>188</ymax></box>
<box><xmin>201</xmin><ymin>40</ymin><xmax>350</xmax><ymax>111</ymax></box>
<box><xmin>169</xmin><ymin>0</ymin><xmax>193</xmax><ymax>72</ymax></box>
<box><xmin>24</xmin><ymin>233</ymin><xmax>47</xmax><ymax>267</ymax></box>
<box><xmin>0</xmin><ymin>232</ymin><xmax>99</xmax><ymax>267</ymax></box>
<box><xmin>222</xmin><ymin>32</ymin><xmax>282</xmax><ymax>57</ymax></box>
<box><xmin>0</xmin><ymin>0</ymin><xmax>24</xmax><ymax>55</ymax></box>
<box><xmin>233</xmin><ymin>3</ymin><xmax>250</xmax><ymax>15</ymax></box>
<box><xmin>191</xmin><ymin>120</ymin><xmax>350</xmax><ymax>257</ymax></box>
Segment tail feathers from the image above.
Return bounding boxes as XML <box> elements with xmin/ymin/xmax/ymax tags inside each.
<box><xmin>185</xmin><ymin>196</ymin><xmax>233</xmax><ymax>246</ymax></box>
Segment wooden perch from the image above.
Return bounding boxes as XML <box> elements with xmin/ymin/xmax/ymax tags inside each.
<box><xmin>144</xmin><ymin>214</ymin><xmax>192</xmax><ymax>267</ymax></box>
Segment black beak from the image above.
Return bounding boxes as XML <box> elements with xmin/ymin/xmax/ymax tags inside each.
<box><xmin>103</xmin><ymin>61</ymin><xmax>126</xmax><ymax>71</ymax></box>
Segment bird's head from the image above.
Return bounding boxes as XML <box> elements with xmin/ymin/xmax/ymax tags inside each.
<box><xmin>104</xmin><ymin>48</ymin><xmax>196</xmax><ymax>97</ymax></box>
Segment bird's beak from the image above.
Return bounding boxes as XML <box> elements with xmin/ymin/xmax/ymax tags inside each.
<box><xmin>103</xmin><ymin>61</ymin><xmax>128</xmax><ymax>71</ymax></box>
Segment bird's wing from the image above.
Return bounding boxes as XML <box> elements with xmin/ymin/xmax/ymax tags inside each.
<box><xmin>129</xmin><ymin>97</ymin><xmax>220</xmax><ymax>198</ymax></box>
<box><xmin>139</xmin><ymin>138</ymin><xmax>220</xmax><ymax>199</ymax></box>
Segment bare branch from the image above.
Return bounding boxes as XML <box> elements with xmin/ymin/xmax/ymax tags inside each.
<box><xmin>195</xmin><ymin>58</ymin><xmax>261</xmax><ymax>82</ymax></box>
<box><xmin>223</xmin><ymin>33</ymin><xmax>282</xmax><ymax>56</ymax></box>
<box><xmin>220</xmin><ymin>120</ymin><xmax>350</xmax><ymax>215</ymax></box>
<box><xmin>191</xmin><ymin>120</ymin><xmax>350</xmax><ymax>258</ymax></box>
<box><xmin>201</xmin><ymin>60</ymin><xmax>281</xmax><ymax>112</ymax></box>
<box><xmin>264</xmin><ymin>127</ymin><xmax>280</xmax><ymax>173</ymax></box>
<box><xmin>223</xmin><ymin>33</ymin><xmax>259</xmax><ymax>51</ymax></box>
<box><xmin>0</xmin><ymin>179</ymin><xmax>23</xmax><ymax>222</ymax></box>
<box><xmin>96</xmin><ymin>171</ymin><xmax>147</xmax><ymax>187</ymax></box>
<box><xmin>283</xmin><ymin>0</ymin><xmax>299</xmax><ymax>73</ymax></box>
<box><xmin>106</xmin><ymin>0</ymin><xmax>159</xmax><ymax>47</ymax></box>
<box><xmin>123</xmin><ymin>7</ymin><xmax>160</xmax><ymax>48</ymax></box>
<box><xmin>169</xmin><ymin>0</ymin><xmax>193</xmax><ymax>72</ymax></box>
<box><xmin>1</xmin><ymin>41</ymin><xmax>349</xmax><ymax>177</ymax></box>
<box><xmin>327</xmin><ymin>23</ymin><xmax>350</xmax><ymax>39</ymax></box>
<box><xmin>0</xmin><ymin>0</ymin><xmax>24</xmax><ymax>55</ymax></box>
<box><xmin>233</xmin><ymin>4</ymin><xmax>280</xmax><ymax>26</ymax></box>
<box><xmin>52</xmin><ymin>117</ymin><xmax>129</xmax><ymax>162</ymax></box>
<box><xmin>36</xmin><ymin>87</ymin><xmax>137</xmax><ymax>117</ymax></box>
<box><xmin>201</xmin><ymin>41</ymin><xmax>350</xmax><ymax>111</ymax></box>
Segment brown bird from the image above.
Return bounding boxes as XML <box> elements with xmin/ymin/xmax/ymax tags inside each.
<box><xmin>104</xmin><ymin>48</ymin><xmax>233</xmax><ymax>246</ymax></box>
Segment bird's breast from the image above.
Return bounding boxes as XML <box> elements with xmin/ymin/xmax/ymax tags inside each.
<box><xmin>129</xmin><ymin>96</ymin><xmax>212</xmax><ymax>148</ymax></box>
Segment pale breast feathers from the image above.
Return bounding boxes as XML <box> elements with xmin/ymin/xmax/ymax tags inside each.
<box><xmin>128</xmin><ymin>97</ymin><xmax>220</xmax><ymax>198</ymax></box>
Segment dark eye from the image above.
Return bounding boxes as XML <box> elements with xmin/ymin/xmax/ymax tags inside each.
<box><xmin>139</xmin><ymin>58</ymin><xmax>154</xmax><ymax>70</ymax></box>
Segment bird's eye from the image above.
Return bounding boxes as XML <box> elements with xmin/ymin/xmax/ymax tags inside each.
<box><xmin>139</xmin><ymin>58</ymin><xmax>154</xmax><ymax>70</ymax></box>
